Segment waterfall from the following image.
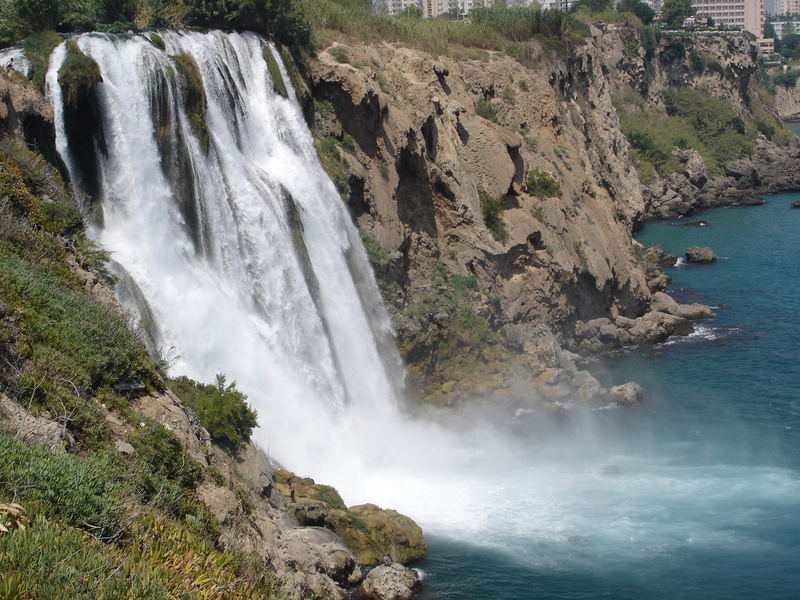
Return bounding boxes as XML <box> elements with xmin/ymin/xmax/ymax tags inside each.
<box><xmin>48</xmin><ymin>31</ymin><xmax>405</xmax><ymax>483</ymax></box>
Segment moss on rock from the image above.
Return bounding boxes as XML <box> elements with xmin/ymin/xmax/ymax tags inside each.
<box><xmin>58</xmin><ymin>40</ymin><xmax>105</xmax><ymax>199</ymax></box>
<box><xmin>148</xmin><ymin>32</ymin><xmax>165</xmax><ymax>51</ymax></box>
<box><xmin>334</xmin><ymin>503</ymin><xmax>427</xmax><ymax>566</ymax></box>
<box><xmin>23</xmin><ymin>31</ymin><xmax>62</xmax><ymax>92</ymax></box>
<box><xmin>172</xmin><ymin>53</ymin><xmax>210</xmax><ymax>154</ymax></box>
<box><xmin>263</xmin><ymin>46</ymin><xmax>288</xmax><ymax>99</ymax></box>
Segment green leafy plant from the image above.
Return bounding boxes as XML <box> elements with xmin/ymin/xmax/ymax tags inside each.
<box><xmin>169</xmin><ymin>375</ymin><xmax>258</xmax><ymax>454</ymax></box>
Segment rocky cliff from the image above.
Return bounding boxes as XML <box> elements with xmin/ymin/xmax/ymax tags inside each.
<box><xmin>304</xmin><ymin>25</ymin><xmax>799</xmax><ymax>404</ymax></box>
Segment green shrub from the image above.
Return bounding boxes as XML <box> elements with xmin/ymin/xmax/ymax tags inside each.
<box><xmin>168</xmin><ymin>375</ymin><xmax>258</xmax><ymax>454</ymax></box>
<box><xmin>526</xmin><ymin>168</ymin><xmax>561</xmax><ymax>197</ymax></box>
<box><xmin>475</xmin><ymin>97</ymin><xmax>499</xmax><ymax>123</ymax></box>
<box><xmin>58</xmin><ymin>40</ymin><xmax>102</xmax><ymax>110</ymax></box>
<box><xmin>0</xmin><ymin>433</ymin><xmax>123</xmax><ymax>538</ymax></box>
<box><xmin>480</xmin><ymin>194</ymin><xmax>508</xmax><ymax>243</ymax></box>
<box><xmin>22</xmin><ymin>31</ymin><xmax>62</xmax><ymax>91</ymax></box>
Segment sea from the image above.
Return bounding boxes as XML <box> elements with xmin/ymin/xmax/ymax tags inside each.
<box><xmin>415</xmin><ymin>191</ymin><xmax>800</xmax><ymax>599</ymax></box>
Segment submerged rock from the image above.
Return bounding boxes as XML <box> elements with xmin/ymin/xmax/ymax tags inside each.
<box><xmin>685</xmin><ymin>246</ymin><xmax>716</xmax><ymax>263</ymax></box>
<box><xmin>358</xmin><ymin>563</ymin><xmax>422</xmax><ymax>600</ymax></box>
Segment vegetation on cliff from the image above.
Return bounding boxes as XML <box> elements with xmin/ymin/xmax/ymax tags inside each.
<box><xmin>299</xmin><ymin>0</ymin><xmax>589</xmax><ymax>55</ymax></box>
<box><xmin>169</xmin><ymin>374</ymin><xmax>258</xmax><ymax>453</ymax></box>
<box><xmin>0</xmin><ymin>137</ymin><xmax>284</xmax><ymax>599</ymax></box>
<box><xmin>1</xmin><ymin>0</ymin><xmax>310</xmax><ymax>54</ymax></box>
<box><xmin>615</xmin><ymin>74</ymin><xmax>792</xmax><ymax>181</ymax></box>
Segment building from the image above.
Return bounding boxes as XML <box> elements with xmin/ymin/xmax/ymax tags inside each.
<box><xmin>691</xmin><ymin>0</ymin><xmax>764</xmax><ymax>36</ymax></box>
<box><xmin>771</xmin><ymin>17</ymin><xmax>800</xmax><ymax>35</ymax></box>
<box><xmin>772</xmin><ymin>0</ymin><xmax>800</xmax><ymax>16</ymax></box>
<box><xmin>376</xmin><ymin>0</ymin><xmax>494</xmax><ymax>17</ymax></box>
<box><xmin>757</xmin><ymin>36</ymin><xmax>776</xmax><ymax>54</ymax></box>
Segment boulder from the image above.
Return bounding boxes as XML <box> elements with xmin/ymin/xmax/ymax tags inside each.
<box><xmin>134</xmin><ymin>390</ymin><xmax>212</xmax><ymax>466</ymax></box>
<box><xmin>0</xmin><ymin>394</ymin><xmax>74</xmax><ymax>451</ymax></box>
<box><xmin>657</xmin><ymin>253</ymin><xmax>680</xmax><ymax>268</ymax></box>
<box><xmin>609</xmin><ymin>382</ymin><xmax>643</xmax><ymax>406</ymax></box>
<box><xmin>791</xmin><ymin>200</ymin><xmax>800</xmax><ymax>208</ymax></box>
<box><xmin>336</xmin><ymin>504</ymin><xmax>427</xmax><ymax>566</ymax></box>
<box><xmin>685</xmin><ymin>246</ymin><xmax>716</xmax><ymax>264</ymax></box>
<box><xmin>650</xmin><ymin>292</ymin><xmax>714</xmax><ymax>321</ymax></box>
<box><xmin>359</xmin><ymin>563</ymin><xmax>422</xmax><ymax>600</ymax></box>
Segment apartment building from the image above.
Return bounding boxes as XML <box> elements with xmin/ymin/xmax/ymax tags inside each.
<box><xmin>691</xmin><ymin>0</ymin><xmax>764</xmax><ymax>36</ymax></box>
<box><xmin>770</xmin><ymin>17</ymin><xmax>800</xmax><ymax>35</ymax></box>
<box><xmin>376</xmin><ymin>0</ymin><xmax>494</xmax><ymax>17</ymax></box>
<box><xmin>772</xmin><ymin>0</ymin><xmax>800</xmax><ymax>15</ymax></box>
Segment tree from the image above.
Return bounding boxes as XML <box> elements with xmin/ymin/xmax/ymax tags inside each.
<box><xmin>764</xmin><ymin>20</ymin><xmax>777</xmax><ymax>38</ymax></box>
<box><xmin>782</xmin><ymin>20</ymin><xmax>796</xmax><ymax>38</ymax></box>
<box><xmin>661</xmin><ymin>0</ymin><xmax>694</xmax><ymax>27</ymax></box>
<box><xmin>618</xmin><ymin>0</ymin><xmax>655</xmax><ymax>24</ymax></box>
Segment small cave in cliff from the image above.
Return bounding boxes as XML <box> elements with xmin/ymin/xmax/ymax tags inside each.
<box><xmin>395</xmin><ymin>147</ymin><xmax>437</xmax><ymax>236</ymax></box>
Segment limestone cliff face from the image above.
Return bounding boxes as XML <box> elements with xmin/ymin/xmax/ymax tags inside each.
<box><xmin>775</xmin><ymin>80</ymin><xmax>800</xmax><ymax>121</ymax></box>
<box><xmin>306</xmin><ymin>26</ymin><xmax>796</xmax><ymax>403</ymax></box>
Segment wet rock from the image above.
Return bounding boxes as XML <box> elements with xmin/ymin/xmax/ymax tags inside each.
<box><xmin>792</xmin><ymin>200</ymin><xmax>800</xmax><ymax>208</ymax></box>
<box><xmin>359</xmin><ymin>563</ymin><xmax>422</xmax><ymax>600</ymax></box>
<box><xmin>685</xmin><ymin>246</ymin><xmax>716</xmax><ymax>263</ymax></box>
<box><xmin>337</xmin><ymin>503</ymin><xmax>427</xmax><ymax>566</ymax></box>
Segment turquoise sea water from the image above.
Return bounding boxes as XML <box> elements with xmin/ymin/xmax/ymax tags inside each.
<box><xmin>416</xmin><ymin>195</ymin><xmax>800</xmax><ymax>599</ymax></box>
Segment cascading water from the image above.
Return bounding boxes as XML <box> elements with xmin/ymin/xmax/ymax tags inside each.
<box><xmin>40</xmin><ymin>30</ymin><xmax>800</xmax><ymax>599</ymax></box>
<box><xmin>47</xmin><ymin>31</ymin><xmax>409</xmax><ymax>483</ymax></box>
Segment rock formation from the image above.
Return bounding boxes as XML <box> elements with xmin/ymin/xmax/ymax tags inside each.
<box><xmin>685</xmin><ymin>246</ymin><xmax>716</xmax><ymax>263</ymax></box>
<box><xmin>305</xmin><ymin>25</ymin><xmax>783</xmax><ymax>404</ymax></box>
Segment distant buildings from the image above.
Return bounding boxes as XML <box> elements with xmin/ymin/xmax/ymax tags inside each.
<box><xmin>374</xmin><ymin>0</ymin><xmax>577</xmax><ymax>16</ymax></box>
<box><xmin>375</xmin><ymin>0</ymin><xmax>495</xmax><ymax>18</ymax></box>
<box><xmin>688</xmin><ymin>0</ymin><xmax>764</xmax><ymax>36</ymax></box>
<box><xmin>772</xmin><ymin>0</ymin><xmax>800</xmax><ymax>16</ymax></box>
<box><xmin>771</xmin><ymin>17</ymin><xmax>800</xmax><ymax>35</ymax></box>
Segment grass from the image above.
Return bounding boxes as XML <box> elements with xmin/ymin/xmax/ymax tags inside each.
<box><xmin>0</xmin><ymin>433</ymin><xmax>124</xmax><ymax>539</ymax></box>
<box><xmin>298</xmin><ymin>0</ymin><xmax>588</xmax><ymax>57</ymax></box>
